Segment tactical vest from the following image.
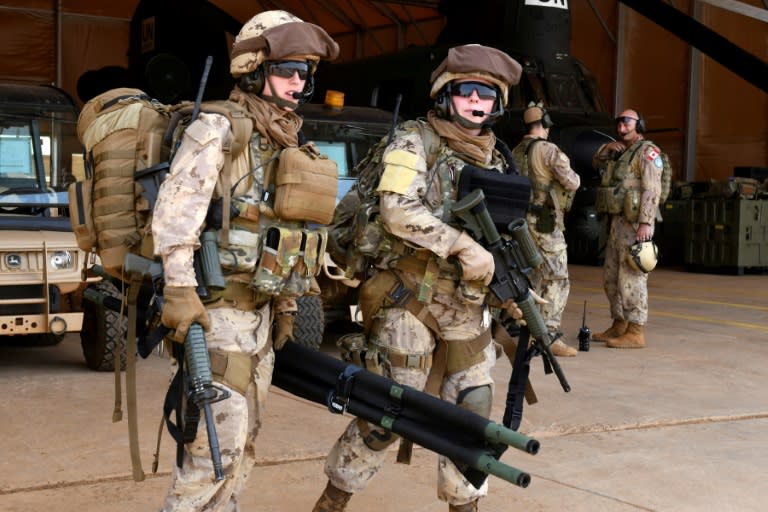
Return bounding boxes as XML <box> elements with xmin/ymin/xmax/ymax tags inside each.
<box><xmin>594</xmin><ymin>139</ymin><xmax>648</xmax><ymax>221</ymax></box>
<box><xmin>213</xmin><ymin>130</ymin><xmax>335</xmax><ymax>299</ymax></box>
<box><xmin>511</xmin><ymin>137</ymin><xmax>574</xmax><ymax>233</ymax></box>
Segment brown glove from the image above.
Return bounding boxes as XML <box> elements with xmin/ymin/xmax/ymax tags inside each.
<box><xmin>161</xmin><ymin>286</ymin><xmax>211</xmax><ymax>343</ymax></box>
<box><xmin>449</xmin><ymin>232</ymin><xmax>495</xmax><ymax>285</ymax></box>
<box><xmin>273</xmin><ymin>312</ymin><xmax>296</xmax><ymax>351</ymax></box>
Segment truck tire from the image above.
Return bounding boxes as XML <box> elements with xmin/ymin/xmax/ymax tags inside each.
<box><xmin>294</xmin><ymin>295</ymin><xmax>325</xmax><ymax>350</ymax></box>
<box><xmin>81</xmin><ymin>281</ymin><xmax>127</xmax><ymax>371</ymax></box>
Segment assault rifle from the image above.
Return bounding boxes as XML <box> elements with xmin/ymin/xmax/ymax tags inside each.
<box><xmin>451</xmin><ymin>189</ymin><xmax>570</xmax><ymax>427</ymax></box>
<box><xmin>272</xmin><ymin>340</ymin><xmax>540</xmax><ymax>489</ymax></box>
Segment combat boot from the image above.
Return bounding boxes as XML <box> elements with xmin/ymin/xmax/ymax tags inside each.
<box><xmin>449</xmin><ymin>499</ymin><xmax>479</xmax><ymax>512</ymax></box>
<box><xmin>312</xmin><ymin>481</ymin><xmax>352</xmax><ymax>512</ymax></box>
<box><xmin>591</xmin><ymin>318</ymin><xmax>628</xmax><ymax>342</ymax></box>
<box><xmin>550</xmin><ymin>338</ymin><xmax>577</xmax><ymax>357</ymax></box>
<box><xmin>606</xmin><ymin>322</ymin><xmax>645</xmax><ymax>349</ymax></box>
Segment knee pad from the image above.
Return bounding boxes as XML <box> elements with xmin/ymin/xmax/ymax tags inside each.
<box><xmin>456</xmin><ymin>384</ymin><xmax>492</xmax><ymax>419</ymax></box>
<box><xmin>357</xmin><ymin>418</ymin><xmax>400</xmax><ymax>451</ymax></box>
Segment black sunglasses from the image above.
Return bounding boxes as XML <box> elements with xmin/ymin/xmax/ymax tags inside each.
<box><xmin>450</xmin><ymin>81</ymin><xmax>498</xmax><ymax>101</ymax></box>
<box><xmin>615</xmin><ymin>116</ymin><xmax>639</xmax><ymax>125</ymax></box>
<box><xmin>265</xmin><ymin>61</ymin><xmax>311</xmax><ymax>80</ymax></box>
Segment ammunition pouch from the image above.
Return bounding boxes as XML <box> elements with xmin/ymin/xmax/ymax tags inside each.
<box><xmin>250</xmin><ymin>226</ymin><xmax>328</xmax><ymax>296</ymax></box>
<box><xmin>274</xmin><ymin>145</ymin><xmax>338</xmax><ymax>224</ymax></box>
<box><xmin>595</xmin><ymin>186</ymin><xmax>624</xmax><ymax>215</ymax></box>
<box><xmin>623</xmin><ymin>188</ymin><xmax>641</xmax><ymax>223</ymax></box>
<box><xmin>457</xmin><ymin>166</ymin><xmax>531</xmax><ymax>230</ymax></box>
<box><xmin>534</xmin><ymin>205</ymin><xmax>556</xmax><ymax>233</ymax></box>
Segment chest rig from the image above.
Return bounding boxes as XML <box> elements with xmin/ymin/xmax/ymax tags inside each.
<box><xmin>595</xmin><ymin>140</ymin><xmax>645</xmax><ymax>220</ymax></box>
<box><xmin>213</xmin><ymin>131</ymin><xmax>336</xmax><ymax>298</ymax></box>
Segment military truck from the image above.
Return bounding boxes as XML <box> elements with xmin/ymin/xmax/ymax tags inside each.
<box><xmin>0</xmin><ymin>83</ymin><xmax>94</xmax><ymax>347</ymax></box>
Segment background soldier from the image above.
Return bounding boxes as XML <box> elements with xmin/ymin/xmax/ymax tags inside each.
<box><xmin>312</xmin><ymin>44</ymin><xmax>523</xmax><ymax>512</ymax></box>
<box><xmin>152</xmin><ymin>10</ymin><xmax>339</xmax><ymax>511</ymax></box>
<box><xmin>511</xmin><ymin>102</ymin><xmax>581</xmax><ymax>357</ymax></box>
<box><xmin>591</xmin><ymin>109</ymin><xmax>663</xmax><ymax>348</ymax></box>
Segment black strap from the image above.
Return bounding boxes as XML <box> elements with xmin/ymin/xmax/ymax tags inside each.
<box><xmin>502</xmin><ymin>325</ymin><xmax>532</xmax><ymax>431</ymax></box>
<box><xmin>494</xmin><ymin>137</ymin><xmax>519</xmax><ymax>175</ymax></box>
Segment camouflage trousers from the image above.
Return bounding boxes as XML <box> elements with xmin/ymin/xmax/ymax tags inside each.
<box><xmin>323</xmin><ymin>290</ymin><xmax>496</xmax><ymax>506</ymax></box>
<box><xmin>528</xmin><ymin>226</ymin><xmax>570</xmax><ymax>333</ymax></box>
<box><xmin>603</xmin><ymin>216</ymin><xmax>651</xmax><ymax>324</ymax></box>
<box><xmin>161</xmin><ymin>304</ymin><xmax>274</xmax><ymax>512</ymax></box>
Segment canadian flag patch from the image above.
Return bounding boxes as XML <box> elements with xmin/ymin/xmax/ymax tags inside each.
<box><xmin>647</xmin><ymin>147</ymin><xmax>660</xmax><ymax>160</ymax></box>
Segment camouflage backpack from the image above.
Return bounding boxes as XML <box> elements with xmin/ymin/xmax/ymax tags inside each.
<box><xmin>327</xmin><ymin>119</ymin><xmax>441</xmax><ymax>280</ymax></box>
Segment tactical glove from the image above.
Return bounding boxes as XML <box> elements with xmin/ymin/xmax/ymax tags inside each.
<box><xmin>161</xmin><ymin>286</ymin><xmax>211</xmax><ymax>343</ymax></box>
<box><xmin>449</xmin><ymin>232</ymin><xmax>495</xmax><ymax>285</ymax></box>
<box><xmin>273</xmin><ymin>312</ymin><xmax>296</xmax><ymax>351</ymax></box>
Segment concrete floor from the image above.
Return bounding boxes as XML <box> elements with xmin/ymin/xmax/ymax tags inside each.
<box><xmin>0</xmin><ymin>264</ymin><xmax>766</xmax><ymax>511</ymax></box>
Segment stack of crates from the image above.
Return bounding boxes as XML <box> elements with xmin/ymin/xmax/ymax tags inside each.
<box><xmin>685</xmin><ymin>198</ymin><xmax>768</xmax><ymax>273</ymax></box>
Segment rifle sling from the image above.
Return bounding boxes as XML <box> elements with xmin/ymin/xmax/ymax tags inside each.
<box><xmin>126</xmin><ymin>275</ymin><xmax>146</xmax><ymax>481</ymax></box>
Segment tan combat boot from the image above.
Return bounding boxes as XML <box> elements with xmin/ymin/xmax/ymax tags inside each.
<box><xmin>550</xmin><ymin>338</ymin><xmax>577</xmax><ymax>357</ymax></box>
<box><xmin>449</xmin><ymin>499</ymin><xmax>479</xmax><ymax>512</ymax></box>
<box><xmin>606</xmin><ymin>322</ymin><xmax>645</xmax><ymax>348</ymax></box>
<box><xmin>591</xmin><ymin>318</ymin><xmax>628</xmax><ymax>342</ymax></box>
<box><xmin>312</xmin><ymin>481</ymin><xmax>353</xmax><ymax>512</ymax></box>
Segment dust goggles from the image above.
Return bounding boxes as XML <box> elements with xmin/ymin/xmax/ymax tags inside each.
<box><xmin>615</xmin><ymin>116</ymin><xmax>639</xmax><ymax>125</ymax></box>
<box><xmin>265</xmin><ymin>60</ymin><xmax>311</xmax><ymax>80</ymax></box>
<box><xmin>450</xmin><ymin>81</ymin><xmax>498</xmax><ymax>101</ymax></box>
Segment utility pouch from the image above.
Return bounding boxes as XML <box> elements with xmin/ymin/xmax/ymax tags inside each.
<box><xmin>354</xmin><ymin>200</ymin><xmax>389</xmax><ymax>258</ymax></box>
<box><xmin>251</xmin><ymin>227</ymin><xmax>304</xmax><ymax>294</ymax></box>
<box><xmin>68</xmin><ymin>177</ymin><xmax>97</xmax><ymax>252</ymax></box>
<box><xmin>535</xmin><ymin>206</ymin><xmax>556</xmax><ymax>233</ymax></box>
<box><xmin>623</xmin><ymin>189</ymin><xmax>641</xmax><ymax>223</ymax></box>
<box><xmin>595</xmin><ymin>186</ymin><xmax>624</xmax><ymax>215</ymax></box>
<box><xmin>274</xmin><ymin>145</ymin><xmax>338</xmax><ymax>224</ymax></box>
<box><xmin>219</xmin><ymin>228</ymin><xmax>261</xmax><ymax>272</ymax></box>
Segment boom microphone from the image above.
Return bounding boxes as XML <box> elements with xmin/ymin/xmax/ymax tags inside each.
<box><xmin>472</xmin><ymin>110</ymin><xmax>487</xmax><ymax>117</ymax></box>
<box><xmin>291</xmin><ymin>92</ymin><xmax>303</xmax><ymax>99</ymax></box>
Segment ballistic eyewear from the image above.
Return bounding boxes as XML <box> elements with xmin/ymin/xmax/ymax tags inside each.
<box><xmin>615</xmin><ymin>116</ymin><xmax>639</xmax><ymax>125</ymax></box>
<box><xmin>450</xmin><ymin>81</ymin><xmax>498</xmax><ymax>101</ymax></box>
<box><xmin>266</xmin><ymin>61</ymin><xmax>311</xmax><ymax>80</ymax></box>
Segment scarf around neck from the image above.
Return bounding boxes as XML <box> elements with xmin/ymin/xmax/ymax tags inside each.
<box><xmin>229</xmin><ymin>86</ymin><xmax>302</xmax><ymax>148</ymax></box>
<box><xmin>427</xmin><ymin>110</ymin><xmax>496</xmax><ymax>167</ymax></box>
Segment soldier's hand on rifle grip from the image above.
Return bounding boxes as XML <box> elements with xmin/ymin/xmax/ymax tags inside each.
<box><xmin>161</xmin><ymin>286</ymin><xmax>211</xmax><ymax>343</ymax></box>
<box><xmin>449</xmin><ymin>232</ymin><xmax>495</xmax><ymax>285</ymax></box>
<box><xmin>273</xmin><ymin>312</ymin><xmax>296</xmax><ymax>351</ymax></box>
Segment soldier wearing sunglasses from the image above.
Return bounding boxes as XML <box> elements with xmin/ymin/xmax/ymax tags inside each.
<box><xmin>152</xmin><ymin>10</ymin><xmax>339</xmax><ymax>511</ymax></box>
<box><xmin>590</xmin><ymin>109</ymin><xmax>664</xmax><ymax>349</ymax></box>
<box><xmin>313</xmin><ymin>44</ymin><xmax>523</xmax><ymax>512</ymax></box>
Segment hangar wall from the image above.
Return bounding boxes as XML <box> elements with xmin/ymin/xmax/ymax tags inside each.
<box><xmin>0</xmin><ymin>0</ymin><xmax>766</xmax><ymax>183</ymax></box>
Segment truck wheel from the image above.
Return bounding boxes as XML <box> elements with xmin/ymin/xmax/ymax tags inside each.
<box><xmin>81</xmin><ymin>281</ymin><xmax>127</xmax><ymax>371</ymax></box>
<box><xmin>294</xmin><ymin>295</ymin><xmax>325</xmax><ymax>350</ymax></box>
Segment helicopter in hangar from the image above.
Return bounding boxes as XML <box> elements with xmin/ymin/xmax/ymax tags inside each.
<box><xmin>314</xmin><ymin>0</ymin><xmax>617</xmax><ymax>264</ymax></box>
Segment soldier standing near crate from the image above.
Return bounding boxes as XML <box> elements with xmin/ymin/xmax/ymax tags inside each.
<box><xmin>152</xmin><ymin>10</ymin><xmax>340</xmax><ymax>511</ymax></box>
<box><xmin>511</xmin><ymin>102</ymin><xmax>581</xmax><ymax>357</ymax></box>
<box><xmin>591</xmin><ymin>109</ymin><xmax>663</xmax><ymax>348</ymax></box>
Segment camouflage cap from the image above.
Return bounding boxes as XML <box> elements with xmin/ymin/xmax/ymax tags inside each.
<box><xmin>230</xmin><ymin>10</ymin><xmax>340</xmax><ymax>78</ymax></box>
<box><xmin>429</xmin><ymin>44</ymin><xmax>522</xmax><ymax>106</ymax></box>
<box><xmin>523</xmin><ymin>101</ymin><xmax>545</xmax><ymax>124</ymax></box>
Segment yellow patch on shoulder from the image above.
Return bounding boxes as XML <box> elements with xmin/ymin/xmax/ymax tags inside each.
<box><xmin>383</xmin><ymin>149</ymin><xmax>419</xmax><ymax>169</ymax></box>
<box><xmin>378</xmin><ymin>164</ymin><xmax>417</xmax><ymax>194</ymax></box>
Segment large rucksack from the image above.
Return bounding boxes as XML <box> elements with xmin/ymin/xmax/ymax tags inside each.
<box><xmin>68</xmin><ymin>89</ymin><xmax>253</xmax><ymax>279</ymax></box>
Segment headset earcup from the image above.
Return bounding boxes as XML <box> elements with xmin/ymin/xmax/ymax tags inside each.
<box><xmin>239</xmin><ymin>68</ymin><xmax>264</xmax><ymax>94</ymax></box>
<box><xmin>636</xmin><ymin>112</ymin><xmax>646</xmax><ymax>133</ymax></box>
<box><xmin>435</xmin><ymin>89</ymin><xmax>450</xmax><ymax>117</ymax></box>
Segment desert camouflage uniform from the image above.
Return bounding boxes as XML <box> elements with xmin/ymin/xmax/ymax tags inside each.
<box><xmin>512</xmin><ymin>135</ymin><xmax>580</xmax><ymax>334</ymax></box>
<box><xmin>323</xmin><ymin>126</ymin><xmax>504</xmax><ymax>506</ymax></box>
<box><xmin>153</xmin><ymin>112</ymin><xmax>297</xmax><ymax>512</ymax></box>
<box><xmin>599</xmin><ymin>141</ymin><xmax>663</xmax><ymax>325</ymax></box>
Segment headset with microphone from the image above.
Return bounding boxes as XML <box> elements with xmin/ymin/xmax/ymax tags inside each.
<box><xmin>239</xmin><ymin>66</ymin><xmax>315</xmax><ymax>105</ymax></box>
